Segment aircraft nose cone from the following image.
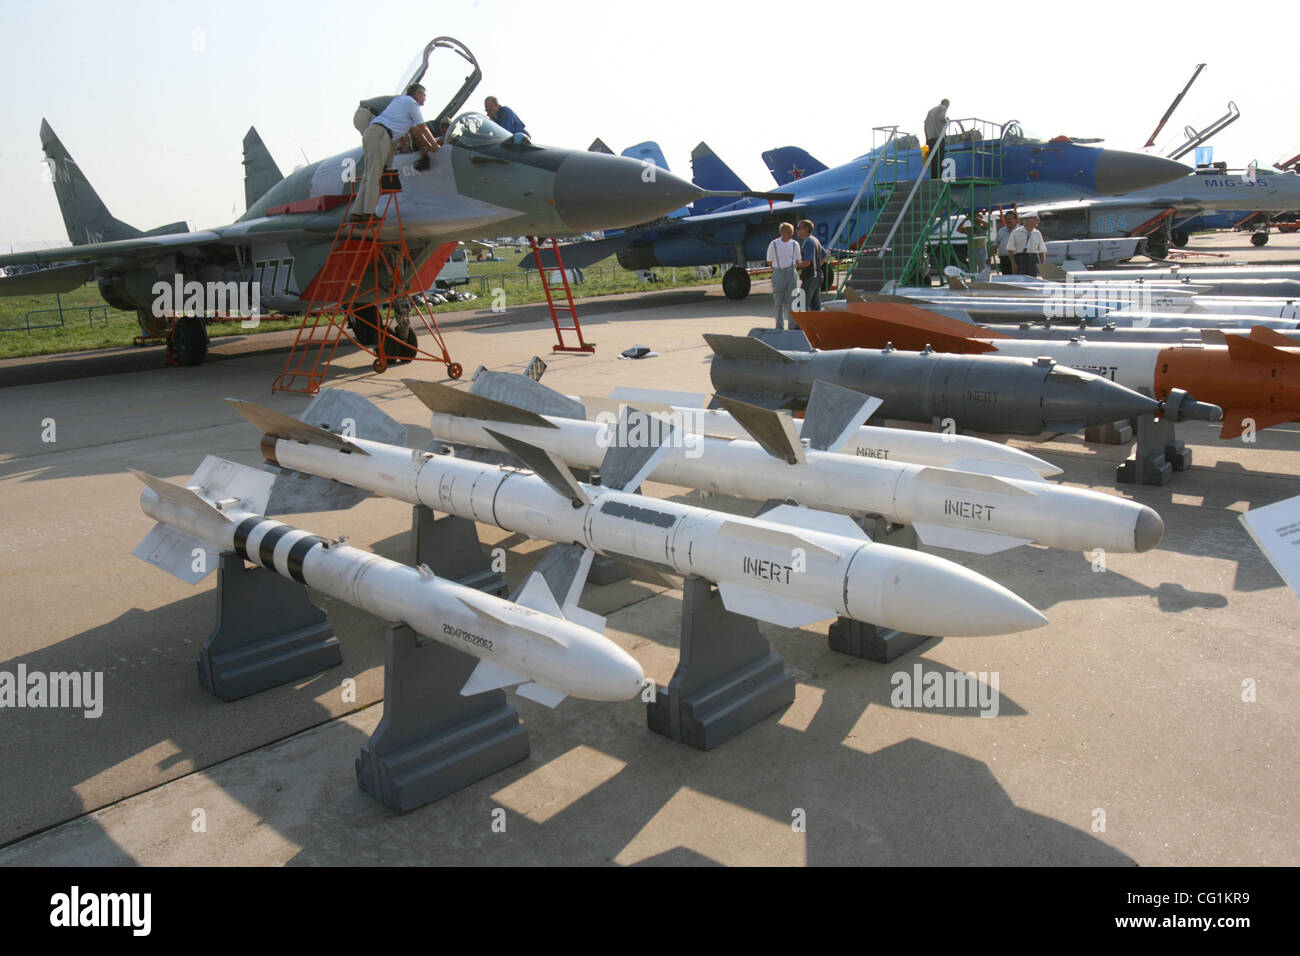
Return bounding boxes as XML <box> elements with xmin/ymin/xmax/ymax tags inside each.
<box><xmin>1094</xmin><ymin>151</ymin><xmax>1190</xmax><ymax>195</ymax></box>
<box><xmin>553</xmin><ymin>152</ymin><xmax>701</xmax><ymax>232</ymax></box>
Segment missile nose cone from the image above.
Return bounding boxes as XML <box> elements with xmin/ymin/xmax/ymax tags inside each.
<box><xmin>1134</xmin><ymin>506</ymin><xmax>1165</xmax><ymax>553</ymax></box>
<box><xmin>553</xmin><ymin>152</ymin><xmax>701</xmax><ymax>233</ymax></box>
<box><xmin>878</xmin><ymin>551</ymin><xmax>1048</xmax><ymax>636</ymax></box>
<box><xmin>1094</xmin><ymin>150</ymin><xmax>1191</xmax><ymax>195</ymax></box>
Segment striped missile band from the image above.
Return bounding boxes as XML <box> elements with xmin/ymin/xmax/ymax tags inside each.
<box><xmin>231</xmin><ymin>516</ymin><xmax>328</xmax><ymax>585</ymax></box>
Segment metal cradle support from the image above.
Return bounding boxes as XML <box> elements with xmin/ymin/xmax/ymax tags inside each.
<box><xmin>646</xmin><ymin>575</ymin><xmax>795</xmax><ymax>750</ymax></box>
<box><xmin>1116</xmin><ymin>413</ymin><xmax>1191</xmax><ymax>486</ymax></box>
<box><xmin>411</xmin><ymin>505</ymin><xmax>507</xmax><ymax>596</ymax></box>
<box><xmin>197</xmin><ymin>551</ymin><xmax>342</xmax><ymax>701</ymax></box>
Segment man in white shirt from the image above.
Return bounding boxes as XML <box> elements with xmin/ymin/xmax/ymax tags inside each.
<box><xmin>766</xmin><ymin>222</ymin><xmax>800</xmax><ymax>330</ymax></box>
<box><xmin>995</xmin><ymin>210</ymin><xmax>1018</xmax><ymax>274</ymax></box>
<box><xmin>924</xmin><ymin>98</ymin><xmax>949</xmax><ymax>179</ymax></box>
<box><xmin>1008</xmin><ymin>213</ymin><xmax>1046</xmax><ymax>277</ymax></box>
<box><xmin>352</xmin><ymin>84</ymin><xmax>441</xmax><ymax>222</ymax></box>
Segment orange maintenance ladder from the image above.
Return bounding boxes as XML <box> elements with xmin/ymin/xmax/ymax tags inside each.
<box><xmin>528</xmin><ymin>236</ymin><xmax>595</xmax><ymax>353</ymax></box>
<box><xmin>273</xmin><ymin>174</ymin><xmax>462</xmax><ymax>394</ymax></box>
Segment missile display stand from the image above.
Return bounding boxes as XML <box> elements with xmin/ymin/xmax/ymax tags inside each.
<box><xmin>1115</xmin><ymin>413</ymin><xmax>1192</xmax><ymax>486</ymax></box>
<box><xmin>828</xmin><ymin>519</ymin><xmax>931</xmax><ymax>662</ymax></box>
<box><xmin>358</xmin><ymin>507</ymin><xmax>522</xmax><ymax>811</ymax></box>
<box><xmin>646</xmin><ymin>576</ymin><xmax>796</xmax><ymax>750</ymax></box>
<box><xmin>198</xmin><ymin>551</ymin><xmax>341</xmax><ymax>701</ymax></box>
<box><xmin>355</xmin><ymin>622</ymin><xmax>529</xmax><ymax>813</ymax></box>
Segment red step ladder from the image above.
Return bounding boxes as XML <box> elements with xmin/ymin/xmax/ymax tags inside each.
<box><xmin>273</xmin><ymin>176</ymin><xmax>462</xmax><ymax>394</ymax></box>
<box><xmin>529</xmin><ymin>236</ymin><xmax>595</xmax><ymax>353</ymax></box>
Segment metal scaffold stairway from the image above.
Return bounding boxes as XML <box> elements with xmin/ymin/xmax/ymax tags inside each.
<box><xmin>273</xmin><ymin>173</ymin><xmax>462</xmax><ymax>395</ymax></box>
<box><xmin>528</xmin><ymin>236</ymin><xmax>595</xmax><ymax>353</ymax></box>
<box><xmin>830</xmin><ymin>119</ymin><xmax>1005</xmax><ymax>297</ymax></box>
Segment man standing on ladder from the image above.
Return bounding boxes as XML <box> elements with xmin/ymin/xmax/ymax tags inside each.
<box><xmin>925</xmin><ymin>98</ymin><xmax>949</xmax><ymax>179</ymax></box>
<box><xmin>352</xmin><ymin>84</ymin><xmax>441</xmax><ymax>223</ymax></box>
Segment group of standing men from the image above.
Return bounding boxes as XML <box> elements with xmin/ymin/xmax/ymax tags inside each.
<box><xmin>765</xmin><ymin>220</ymin><xmax>828</xmax><ymax>330</ymax></box>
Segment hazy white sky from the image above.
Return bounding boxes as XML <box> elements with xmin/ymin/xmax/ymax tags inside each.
<box><xmin>2</xmin><ymin>0</ymin><xmax>1294</xmax><ymax>246</ymax></box>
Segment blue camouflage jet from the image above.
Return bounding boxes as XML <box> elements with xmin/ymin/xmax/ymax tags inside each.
<box><xmin>531</xmin><ymin>120</ymin><xmax>1190</xmax><ymax>300</ymax></box>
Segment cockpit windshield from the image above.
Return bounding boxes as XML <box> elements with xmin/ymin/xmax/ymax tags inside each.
<box><xmin>447</xmin><ymin>112</ymin><xmax>512</xmax><ymax>148</ymax></box>
<box><xmin>1001</xmin><ymin>121</ymin><xmax>1047</xmax><ymax>146</ymax></box>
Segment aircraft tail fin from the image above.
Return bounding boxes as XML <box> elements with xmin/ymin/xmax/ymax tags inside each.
<box><xmin>761</xmin><ymin>146</ymin><xmax>828</xmax><ymax>187</ymax></box>
<box><xmin>690</xmin><ymin>141</ymin><xmax>750</xmax><ymax>215</ymax></box>
<box><xmin>41</xmin><ymin>119</ymin><xmax>143</xmax><ymax>245</ymax></box>
<box><xmin>243</xmin><ymin>126</ymin><xmax>284</xmax><ymax>210</ymax></box>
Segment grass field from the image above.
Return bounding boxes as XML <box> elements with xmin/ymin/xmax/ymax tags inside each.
<box><xmin>0</xmin><ymin>255</ymin><xmax>723</xmax><ymax>360</ymax></box>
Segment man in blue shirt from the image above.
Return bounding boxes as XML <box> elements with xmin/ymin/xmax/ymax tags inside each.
<box><xmin>484</xmin><ymin>96</ymin><xmax>528</xmax><ymax>138</ymax></box>
<box><xmin>795</xmin><ymin>219</ymin><xmax>827</xmax><ymax>311</ymax></box>
<box><xmin>352</xmin><ymin>84</ymin><xmax>440</xmax><ymax>222</ymax></box>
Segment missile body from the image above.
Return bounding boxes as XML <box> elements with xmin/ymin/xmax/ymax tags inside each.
<box><xmin>705</xmin><ymin>333</ymin><xmax>1159</xmax><ymax>435</ymax></box>
<box><xmin>577</xmin><ymin>396</ymin><xmax>1061</xmax><ymax>476</ymax></box>
<box><xmin>991</xmin><ymin>321</ymin><xmax>1300</xmax><ymax>340</ymax></box>
<box><xmin>425</xmin><ymin>406</ymin><xmax>1162</xmax><ymax>555</ymax></box>
<box><xmin>255</xmin><ymin>431</ymin><xmax>1048</xmax><ymax>636</ymax></box>
<box><xmin>134</xmin><ymin>466</ymin><xmax>645</xmax><ymax>705</ymax></box>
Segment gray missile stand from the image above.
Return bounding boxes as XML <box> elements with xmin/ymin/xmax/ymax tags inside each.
<box><xmin>828</xmin><ymin>519</ymin><xmax>931</xmax><ymax>662</ymax></box>
<box><xmin>1115</xmin><ymin>414</ymin><xmax>1191</xmax><ymax>486</ymax></box>
<box><xmin>646</xmin><ymin>576</ymin><xmax>795</xmax><ymax>750</ymax></box>
<box><xmin>1083</xmin><ymin>419</ymin><xmax>1135</xmax><ymax>445</ymax></box>
<box><xmin>197</xmin><ymin>551</ymin><xmax>341</xmax><ymax>701</ymax></box>
<box><xmin>356</xmin><ymin>623</ymin><xmax>529</xmax><ymax>812</ymax></box>
<box><xmin>412</xmin><ymin>506</ymin><xmax>507</xmax><ymax>596</ymax></box>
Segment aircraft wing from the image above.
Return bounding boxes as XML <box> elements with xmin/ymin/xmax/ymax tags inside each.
<box><xmin>0</xmin><ymin>230</ymin><xmax>228</xmax><ymax>269</ymax></box>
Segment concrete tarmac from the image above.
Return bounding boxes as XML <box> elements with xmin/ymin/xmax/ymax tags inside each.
<box><xmin>1</xmin><ymin>232</ymin><xmax>1297</xmax><ymax>865</ymax></box>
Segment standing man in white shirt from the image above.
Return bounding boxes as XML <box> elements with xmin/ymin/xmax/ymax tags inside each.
<box><xmin>1008</xmin><ymin>213</ymin><xmax>1047</xmax><ymax>276</ymax></box>
<box><xmin>352</xmin><ymin>84</ymin><xmax>441</xmax><ymax>222</ymax></box>
<box><xmin>766</xmin><ymin>222</ymin><xmax>801</xmax><ymax>330</ymax></box>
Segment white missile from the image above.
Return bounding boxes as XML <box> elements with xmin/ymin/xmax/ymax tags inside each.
<box><xmin>230</xmin><ymin>399</ymin><xmax>1049</xmax><ymax>637</ymax></box>
<box><xmin>415</xmin><ymin>379</ymin><xmax>1161</xmax><ymax>555</ymax></box>
<box><xmin>131</xmin><ymin>456</ymin><xmax>644</xmax><ymax>707</ymax></box>
<box><xmin>583</xmin><ymin>387</ymin><xmax>1063</xmax><ymax>477</ymax></box>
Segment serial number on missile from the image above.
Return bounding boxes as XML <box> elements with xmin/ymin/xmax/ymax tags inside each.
<box><xmin>743</xmin><ymin>555</ymin><xmax>793</xmax><ymax>584</ymax></box>
<box><xmin>965</xmin><ymin>389</ymin><xmax>998</xmax><ymax>403</ymax></box>
<box><xmin>443</xmin><ymin>622</ymin><xmax>493</xmax><ymax>651</ymax></box>
<box><xmin>944</xmin><ymin>500</ymin><xmax>996</xmax><ymax>521</ymax></box>
<box><xmin>854</xmin><ymin>447</ymin><xmax>889</xmax><ymax>459</ymax></box>
<box><xmin>1071</xmin><ymin>364</ymin><xmax>1118</xmax><ymax>381</ymax></box>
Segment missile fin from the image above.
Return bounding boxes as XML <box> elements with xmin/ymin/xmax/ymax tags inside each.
<box><xmin>526</xmin><ymin>544</ymin><xmax>606</xmax><ymax>632</ymax></box>
<box><xmin>512</xmin><ymin>571</ymin><xmax>564</xmax><ymax>618</ymax></box>
<box><xmin>597</xmin><ymin>405</ymin><xmax>676</xmax><ymax>492</ymax></box>
<box><xmin>467</xmin><ymin>369</ymin><xmax>586</xmax><ymax>420</ymax></box>
<box><xmin>912</xmin><ymin>522</ymin><xmax>1033</xmax><ymax>555</ymax></box>
<box><xmin>482</xmin><ymin>428</ymin><xmax>590</xmax><ymax>507</ymax></box>
<box><xmin>757</xmin><ymin>503</ymin><xmax>871</xmax><ymax>541</ymax></box>
<box><xmin>460</xmin><ymin>658</ymin><xmax>529</xmax><ymax>696</ymax></box>
<box><xmin>712</xmin><ymin>394</ymin><xmax>805</xmax><ymax>464</ymax></box>
<box><xmin>189</xmin><ymin>455</ymin><xmax>276</xmax><ymax>514</ymax></box>
<box><xmin>404</xmin><ymin>378</ymin><xmax>557</xmax><ymax>429</ymax></box>
<box><xmin>1221</xmin><ymin>334</ymin><xmax>1297</xmax><ymax>363</ymax></box>
<box><xmin>132</xmin><ymin>522</ymin><xmax>219</xmax><ymax>584</ymax></box>
<box><xmin>946</xmin><ymin>457</ymin><xmax>1050</xmax><ymax>483</ymax></box>
<box><xmin>515</xmin><ymin>682</ymin><xmax>568</xmax><ymax>708</ymax></box>
<box><xmin>1219</xmin><ymin>409</ymin><xmax>1297</xmax><ymax>440</ymax></box>
<box><xmin>914</xmin><ymin>466</ymin><xmax>1036</xmax><ymax>497</ymax></box>
<box><xmin>130</xmin><ymin>468</ymin><xmax>231</xmax><ymax>521</ymax></box>
<box><xmin>1249</xmin><ymin>326</ymin><xmax>1300</xmax><ymax>352</ymax></box>
<box><xmin>703</xmin><ymin>332</ymin><xmax>794</xmax><ymax>364</ymax></box>
<box><xmin>302</xmin><ymin>388</ymin><xmax>406</xmax><ymax>444</ymax></box>
<box><xmin>226</xmin><ymin>399</ymin><xmax>372</xmax><ymax>455</ymax></box>
<box><xmin>716</xmin><ymin>583</ymin><xmax>835</xmax><ymax>628</ymax></box>
<box><xmin>802</xmin><ymin>381</ymin><xmax>883</xmax><ymax>451</ymax></box>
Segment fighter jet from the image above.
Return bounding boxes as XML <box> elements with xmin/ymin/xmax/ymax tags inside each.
<box><xmin>1029</xmin><ymin>162</ymin><xmax>1300</xmax><ymax>257</ymax></box>
<box><xmin>0</xmin><ymin>37</ymin><xmax>707</xmax><ymax>353</ymax></box>
<box><xmin>524</xmin><ymin>119</ymin><xmax>1189</xmax><ymax>300</ymax></box>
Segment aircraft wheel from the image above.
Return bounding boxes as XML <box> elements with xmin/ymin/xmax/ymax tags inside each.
<box><xmin>372</xmin><ymin>356</ymin><xmax>387</xmax><ymax>373</ymax></box>
<box><xmin>172</xmin><ymin>315</ymin><xmax>208</xmax><ymax>366</ymax></box>
<box><xmin>1145</xmin><ymin>233</ymin><xmax>1170</xmax><ymax>259</ymax></box>
<box><xmin>350</xmin><ymin>305</ymin><xmax>379</xmax><ymax>347</ymax></box>
<box><xmin>390</xmin><ymin>324</ymin><xmax>418</xmax><ymax>363</ymax></box>
<box><xmin>722</xmin><ymin>267</ymin><xmax>751</xmax><ymax>300</ymax></box>
<box><xmin>446</xmin><ymin>362</ymin><xmax>463</xmax><ymax>380</ymax></box>
<box><xmin>1252</xmin><ymin>232</ymin><xmax>1269</xmax><ymax>247</ymax></box>
<box><xmin>1171</xmin><ymin>229</ymin><xmax>1189</xmax><ymax>248</ymax></box>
